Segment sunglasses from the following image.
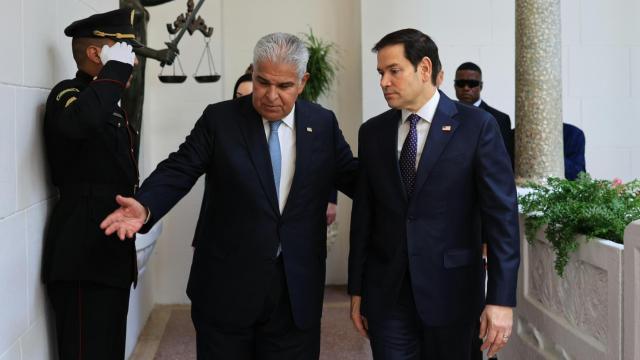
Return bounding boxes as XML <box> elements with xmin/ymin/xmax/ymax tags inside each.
<box><xmin>454</xmin><ymin>79</ymin><xmax>482</xmax><ymax>88</ymax></box>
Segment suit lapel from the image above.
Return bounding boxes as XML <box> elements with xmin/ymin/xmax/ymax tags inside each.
<box><xmin>413</xmin><ymin>92</ymin><xmax>459</xmax><ymax>198</ymax></box>
<box><xmin>282</xmin><ymin>102</ymin><xmax>313</xmax><ymax>216</ymax></box>
<box><xmin>237</xmin><ymin>98</ymin><xmax>280</xmax><ymax>215</ymax></box>
<box><xmin>377</xmin><ymin>109</ymin><xmax>408</xmax><ymax>203</ymax></box>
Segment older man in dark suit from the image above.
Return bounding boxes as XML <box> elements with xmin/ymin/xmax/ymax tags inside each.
<box><xmin>101</xmin><ymin>32</ymin><xmax>357</xmax><ymax>359</ymax></box>
<box><xmin>349</xmin><ymin>29</ymin><xmax>520</xmax><ymax>360</ymax></box>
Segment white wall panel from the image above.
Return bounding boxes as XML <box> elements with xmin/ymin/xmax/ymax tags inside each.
<box><xmin>0</xmin><ymin>213</ymin><xmax>28</xmax><ymax>354</ymax></box>
<box><xmin>16</xmin><ymin>88</ymin><xmax>53</xmax><ymax>210</ymax></box>
<box><xmin>568</xmin><ymin>46</ymin><xmax>630</xmax><ymax>98</ymax></box>
<box><xmin>23</xmin><ymin>0</ymin><xmax>58</xmax><ymax>88</ymax></box>
<box><xmin>0</xmin><ymin>85</ymin><xmax>17</xmax><ymax>219</ymax></box>
<box><xmin>20</xmin><ymin>319</ymin><xmax>54</xmax><ymax>360</ymax></box>
<box><xmin>26</xmin><ymin>201</ymin><xmax>52</xmax><ymax>327</ymax></box>
<box><xmin>0</xmin><ymin>343</ymin><xmax>21</xmax><ymax>360</ymax></box>
<box><xmin>586</xmin><ymin>147</ymin><xmax>632</xmax><ymax>181</ymax></box>
<box><xmin>0</xmin><ymin>0</ymin><xmax>23</xmax><ymax>85</ymax></box>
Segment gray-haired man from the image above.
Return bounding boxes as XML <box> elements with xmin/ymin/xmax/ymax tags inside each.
<box><xmin>100</xmin><ymin>32</ymin><xmax>357</xmax><ymax>359</ymax></box>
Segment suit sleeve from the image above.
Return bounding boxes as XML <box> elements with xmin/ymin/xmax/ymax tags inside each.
<box><xmin>564</xmin><ymin>128</ymin><xmax>586</xmax><ymax>180</ymax></box>
<box><xmin>49</xmin><ymin>61</ymin><xmax>133</xmax><ymax>139</ymax></box>
<box><xmin>347</xmin><ymin>126</ymin><xmax>371</xmax><ymax>296</ymax></box>
<box><xmin>330</xmin><ymin>111</ymin><xmax>358</xmax><ymax>198</ymax></box>
<box><xmin>136</xmin><ymin>108</ymin><xmax>214</xmax><ymax>231</ymax></box>
<box><xmin>328</xmin><ymin>189</ymin><xmax>338</xmax><ymax>204</ymax></box>
<box><xmin>474</xmin><ymin>115</ymin><xmax>520</xmax><ymax>307</ymax></box>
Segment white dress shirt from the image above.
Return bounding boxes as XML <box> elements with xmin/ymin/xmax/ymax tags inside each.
<box><xmin>263</xmin><ymin>106</ymin><xmax>296</xmax><ymax>213</ymax></box>
<box><xmin>397</xmin><ymin>90</ymin><xmax>440</xmax><ymax>169</ymax></box>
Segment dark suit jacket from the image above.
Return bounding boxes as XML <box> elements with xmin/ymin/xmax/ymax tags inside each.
<box><xmin>348</xmin><ymin>91</ymin><xmax>520</xmax><ymax>326</ymax></box>
<box><xmin>42</xmin><ymin>62</ymin><xmax>139</xmax><ymax>289</ymax></box>
<box><xmin>479</xmin><ymin>101</ymin><xmax>514</xmax><ymax>168</ymax></box>
<box><xmin>136</xmin><ymin>95</ymin><xmax>357</xmax><ymax>329</ymax></box>
<box><xmin>563</xmin><ymin>123</ymin><xmax>586</xmax><ymax>180</ymax></box>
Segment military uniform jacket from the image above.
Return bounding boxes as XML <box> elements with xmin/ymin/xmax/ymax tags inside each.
<box><xmin>43</xmin><ymin>61</ymin><xmax>140</xmax><ymax>289</ymax></box>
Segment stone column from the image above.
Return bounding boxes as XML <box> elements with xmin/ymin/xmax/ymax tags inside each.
<box><xmin>515</xmin><ymin>0</ymin><xmax>564</xmax><ymax>183</ymax></box>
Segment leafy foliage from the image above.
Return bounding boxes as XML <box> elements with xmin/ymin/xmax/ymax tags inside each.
<box><xmin>300</xmin><ymin>29</ymin><xmax>338</xmax><ymax>103</ymax></box>
<box><xmin>519</xmin><ymin>173</ymin><xmax>640</xmax><ymax>276</ymax></box>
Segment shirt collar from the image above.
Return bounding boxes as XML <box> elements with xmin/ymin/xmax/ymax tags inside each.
<box><xmin>262</xmin><ymin>104</ymin><xmax>295</xmax><ymax>129</ymax></box>
<box><xmin>473</xmin><ymin>98</ymin><xmax>482</xmax><ymax>107</ymax></box>
<box><xmin>401</xmin><ymin>90</ymin><xmax>440</xmax><ymax>123</ymax></box>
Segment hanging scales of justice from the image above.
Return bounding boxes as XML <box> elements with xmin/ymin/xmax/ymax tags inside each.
<box><xmin>134</xmin><ymin>0</ymin><xmax>220</xmax><ymax>83</ymax></box>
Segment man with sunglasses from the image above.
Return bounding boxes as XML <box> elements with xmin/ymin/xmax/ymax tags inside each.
<box><xmin>454</xmin><ymin>62</ymin><xmax>514</xmax><ymax>168</ymax></box>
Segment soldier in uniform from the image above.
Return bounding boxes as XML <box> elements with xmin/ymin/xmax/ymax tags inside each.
<box><xmin>42</xmin><ymin>8</ymin><xmax>143</xmax><ymax>360</ymax></box>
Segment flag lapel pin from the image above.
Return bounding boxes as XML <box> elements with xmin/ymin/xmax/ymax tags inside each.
<box><xmin>442</xmin><ymin>125</ymin><xmax>452</xmax><ymax>132</ymax></box>
<box><xmin>306</xmin><ymin>127</ymin><xmax>313</xmax><ymax>132</ymax></box>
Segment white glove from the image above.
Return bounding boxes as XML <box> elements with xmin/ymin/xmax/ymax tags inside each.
<box><xmin>100</xmin><ymin>42</ymin><xmax>135</xmax><ymax>66</ymax></box>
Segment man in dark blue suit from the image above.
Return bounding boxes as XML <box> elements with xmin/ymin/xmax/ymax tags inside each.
<box><xmin>348</xmin><ymin>29</ymin><xmax>520</xmax><ymax>360</ymax></box>
<box><xmin>101</xmin><ymin>32</ymin><xmax>357</xmax><ymax>359</ymax></box>
<box><xmin>563</xmin><ymin>123</ymin><xmax>586</xmax><ymax>180</ymax></box>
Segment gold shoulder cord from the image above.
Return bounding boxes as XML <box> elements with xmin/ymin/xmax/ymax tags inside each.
<box><xmin>65</xmin><ymin>97</ymin><xmax>77</xmax><ymax>108</ymax></box>
<box><xmin>56</xmin><ymin>88</ymin><xmax>80</xmax><ymax>101</ymax></box>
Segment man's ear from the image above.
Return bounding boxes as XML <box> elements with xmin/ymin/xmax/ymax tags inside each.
<box><xmin>85</xmin><ymin>45</ymin><xmax>102</xmax><ymax>65</ymax></box>
<box><xmin>297</xmin><ymin>72</ymin><xmax>311</xmax><ymax>95</ymax></box>
<box><xmin>419</xmin><ymin>56</ymin><xmax>433</xmax><ymax>83</ymax></box>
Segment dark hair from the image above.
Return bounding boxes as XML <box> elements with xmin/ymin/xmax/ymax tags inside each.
<box><xmin>372</xmin><ymin>28</ymin><xmax>441</xmax><ymax>85</ymax></box>
<box><xmin>71</xmin><ymin>37</ymin><xmax>111</xmax><ymax>66</ymax></box>
<box><xmin>456</xmin><ymin>62</ymin><xmax>482</xmax><ymax>75</ymax></box>
<box><xmin>232</xmin><ymin>73</ymin><xmax>253</xmax><ymax>99</ymax></box>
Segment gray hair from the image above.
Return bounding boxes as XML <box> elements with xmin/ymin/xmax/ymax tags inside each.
<box><xmin>253</xmin><ymin>32</ymin><xmax>309</xmax><ymax>80</ymax></box>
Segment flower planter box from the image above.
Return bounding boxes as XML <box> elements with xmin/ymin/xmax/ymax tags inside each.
<box><xmin>501</xmin><ymin>216</ymin><xmax>640</xmax><ymax>359</ymax></box>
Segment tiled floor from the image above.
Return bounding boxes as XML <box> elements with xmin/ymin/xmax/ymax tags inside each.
<box><xmin>130</xmin><ymin>286</ymin><xmax>372</xmax><ymax>359</ymax></box>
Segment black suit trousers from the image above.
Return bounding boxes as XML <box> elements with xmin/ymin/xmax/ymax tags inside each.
<box><xmin>47</xmin><ymin>281</ymin><xmax>130</xmax><ymax>360</ymax></box>
<box><xmin>367</xmin><ymin>275</ymin><xmax>478</xmax><ymax>360</ymax></box>
<box><xmin>191</xmin><ymin>258</ymin><xmax>321</xmax><ymax>360</ymax></box>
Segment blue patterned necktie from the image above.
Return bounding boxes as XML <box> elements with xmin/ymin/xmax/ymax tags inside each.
<box><xmin>268</xmin><ymin>120</ymin><xmax>283</xmax><ymax>199</ymax></box>
<box><xmin>399</xmin><ymin>114</ymin><xmax>420</xmax><ymax>197</ymax></box>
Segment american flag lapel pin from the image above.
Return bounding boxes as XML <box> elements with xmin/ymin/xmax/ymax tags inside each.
<box><xmin>306</xmin><ymin>127</ymin><xmax>313</xmax><ymax>132</ymax></box>
<box><xmin>442</xmin><ymin>125</ymin><xmax>452</xmax><ymax>132</ymax></box>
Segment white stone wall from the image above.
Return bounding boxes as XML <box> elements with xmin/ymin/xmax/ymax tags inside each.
<box><xmin>361</xmin><ymin>0</ymin><xmax>640</xmax><ymax>182</ymax></box>
<box><xmin>623</xmin><ymin>221</ymin><xmax>640</xmax><ymax>360</ymax></box>
<box><xmin>502</xmin><ymin>218</ymin><xmax>624</xmax><ymax>359</ymax></box>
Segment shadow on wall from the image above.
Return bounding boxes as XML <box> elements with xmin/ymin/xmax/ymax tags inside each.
<box><xmin>39</xmin><ymin>45</ymin><xmax>61</xmax><ymax>359</ymax></box>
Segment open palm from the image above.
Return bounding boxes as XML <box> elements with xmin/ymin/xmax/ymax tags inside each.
<box><xmin>100</xmin><ymin>195</ymin><xmax>147</xmax><ymax>240</ymax></box>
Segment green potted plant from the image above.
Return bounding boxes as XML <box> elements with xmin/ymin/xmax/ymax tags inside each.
<box><xmin>519</xmin><ymin>173</ymin><xmax>640</xmax><ymax>275</ymax></box>
<box><xmin>300</xmin><ymin>28</ymin><xmax>338</xmax><ymax>103</ymax></box>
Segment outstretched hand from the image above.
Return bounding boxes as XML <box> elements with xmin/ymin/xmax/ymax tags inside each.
<box><xmin>100</xmin><ymin>195</ymin><xmax>147</xmax><ymax>240</ymax></box>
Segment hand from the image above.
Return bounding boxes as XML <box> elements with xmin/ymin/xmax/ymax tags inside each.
<box><xmin>326</xmin><ymin>202</ymin><xmax>337</xmax><ymax>225</ymax></box>
<box><xmin>157</xmin><ymin>47</ymin><xmax>178</xmax><ymax>66</ymax></box>
<box><xmin>100</xmin><ymin>195</ymin><xmax>147</xmax><ymax>240</ymax></box>
<box><xmin>100</xmin><ymin>42</ymin><xmax>135</xmax><ymax>66</ymax></box>
<box><xmin>350</xmin><ymin>295</ymin><xmax>369</xmax><ymax>338</ymax></box>
<box><xmin>479</xmin><ymin>304</ymin><xmax>513</xmax><ymax>358</ymax></box>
